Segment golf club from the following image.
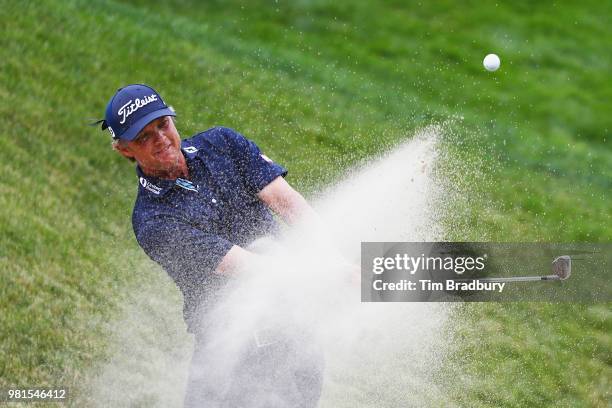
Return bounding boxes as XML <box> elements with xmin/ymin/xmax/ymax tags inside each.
<box><xmin>454</xmin><ymin>255</ymin><xmax>571</xmax><ymax>283</ymax></box>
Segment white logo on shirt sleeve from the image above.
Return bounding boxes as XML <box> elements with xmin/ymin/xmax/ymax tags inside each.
<box><xmin>260</xmin><ymin>154</ymin><xmax>273</xmax><ymax>163</ymax></box>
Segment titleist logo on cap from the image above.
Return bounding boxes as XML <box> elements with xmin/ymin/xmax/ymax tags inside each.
<box><xmin>118</xmin><ymin>94</ymin><xmax>158</xmax><ymax>124</ymax></box>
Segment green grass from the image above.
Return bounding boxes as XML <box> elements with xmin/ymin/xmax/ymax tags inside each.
<box><xmin>445</xmin><ymin>303</ymin><xmax>611</xmax><ymax>407</ymax></box>
<box><xmin>0</xmin><ymin>0</ymin><xmax>610</xmax><ymax>406</ymax></box>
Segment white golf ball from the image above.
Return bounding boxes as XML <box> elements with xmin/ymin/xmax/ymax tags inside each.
<box><xmin>483</xmin><ymin>53</ymin><xmax>500</xmax><ymax>71</ymax></box>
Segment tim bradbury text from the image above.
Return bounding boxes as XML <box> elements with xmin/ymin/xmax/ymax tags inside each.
<box><xmin>372</xmin><ymin>279</ymin><xmax>506</xmax><ymax>293</ymax></box>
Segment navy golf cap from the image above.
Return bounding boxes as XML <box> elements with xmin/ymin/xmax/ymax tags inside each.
<box><xmin>100</xmin><ymin>84</ymin><xmax>176</xmax><ymax>141</ymax></box>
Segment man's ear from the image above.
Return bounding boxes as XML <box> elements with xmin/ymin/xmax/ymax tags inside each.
<box><xmin>113</xmin><ymin>141</ymin><xmax>135</xmax><ymax>160</ymax></box>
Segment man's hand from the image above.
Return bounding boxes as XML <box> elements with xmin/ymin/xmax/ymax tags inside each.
<box><xmin>349</xmin><ymin>263</ymin><xmax>361</xmax><ymax>287</ymax></box>
<box><xmin>335</xmin><ymin>259</ymin><xmax>361</xmax><ymax>287</ymax></box>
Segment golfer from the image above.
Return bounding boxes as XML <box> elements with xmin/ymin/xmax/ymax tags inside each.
<box><xmin>98</xmin><ymin>84</ymin><xmax>324</xmax><ymax>407</ymax></box>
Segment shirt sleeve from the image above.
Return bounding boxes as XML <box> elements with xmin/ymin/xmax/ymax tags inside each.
<box><xmin>134</xmin><ymin>215</ymin><xmax>234</xmax><ymax>287</ymax></box>
<box><xmin>220</xmin><ymin>127</ymin><xmax>288</xmax><ymax>194</ymax></box>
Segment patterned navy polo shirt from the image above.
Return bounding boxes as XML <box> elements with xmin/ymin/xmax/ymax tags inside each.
<box><xmin>131</xmin><ymin>126</ymin><xmax>287</xmax><ymax>332</ymax></box>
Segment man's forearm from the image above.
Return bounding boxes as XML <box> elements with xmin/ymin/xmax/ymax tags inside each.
<box><xmin>276</xmin><ymin>189</ymin><xmax>318</xmax><ymax>226</ymax></box>
<box><xmin>258</xmin><ymin>176</ymin><xmax>318</xmax><ymax>226</ymax></box>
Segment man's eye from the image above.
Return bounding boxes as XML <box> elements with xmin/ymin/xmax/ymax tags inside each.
<box><xmin>160</xmin><ymin>119</ymin><xmax>169</xmax><ymax>129</ymax></box>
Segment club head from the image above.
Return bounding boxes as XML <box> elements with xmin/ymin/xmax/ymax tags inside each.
<box><xmin>551</xmin><ymin>255</ymin><xmax>571</xmax><ymax>280</ymax></box>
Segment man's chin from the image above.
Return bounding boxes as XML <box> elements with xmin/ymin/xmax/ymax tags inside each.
<box><xmin>157</xmin><ymin>151</ymin><xmax>179</xmax><ymax>165</ymax></box>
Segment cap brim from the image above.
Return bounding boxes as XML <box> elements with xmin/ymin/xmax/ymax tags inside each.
<box><xmin>119</xmin><ymin>108</ymin><xmax>177</xmax><ymax>141</ymax></box>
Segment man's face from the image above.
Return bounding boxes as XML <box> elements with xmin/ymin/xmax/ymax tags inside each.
<box><xmin>116</xmin><ymin>116</ymin><xmax>182</xmax><ymax>174</ymax></box>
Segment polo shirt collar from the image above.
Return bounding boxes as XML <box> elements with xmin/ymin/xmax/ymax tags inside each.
<box><xmin>136</xmin><ymin>165</ymin><xmax>176</xmax><ymax>196</ymax></box>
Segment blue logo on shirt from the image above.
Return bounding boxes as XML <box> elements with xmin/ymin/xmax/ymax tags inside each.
<box><xmin>175</xmin><ymin>178</ymin><xmax>199</xmax><ymax>192</ymax></box>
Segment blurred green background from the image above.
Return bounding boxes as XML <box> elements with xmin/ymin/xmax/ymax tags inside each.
<box><xmin>1</xmin><ymin>0</ymin><xmax>610</xmax><ymax>406</ymax></box>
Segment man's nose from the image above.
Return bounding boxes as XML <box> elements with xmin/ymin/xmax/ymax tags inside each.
<box><xmin>151</xmin><ymin>131</ymin><xmax>168</xmax><ymax>145</ymax></box>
